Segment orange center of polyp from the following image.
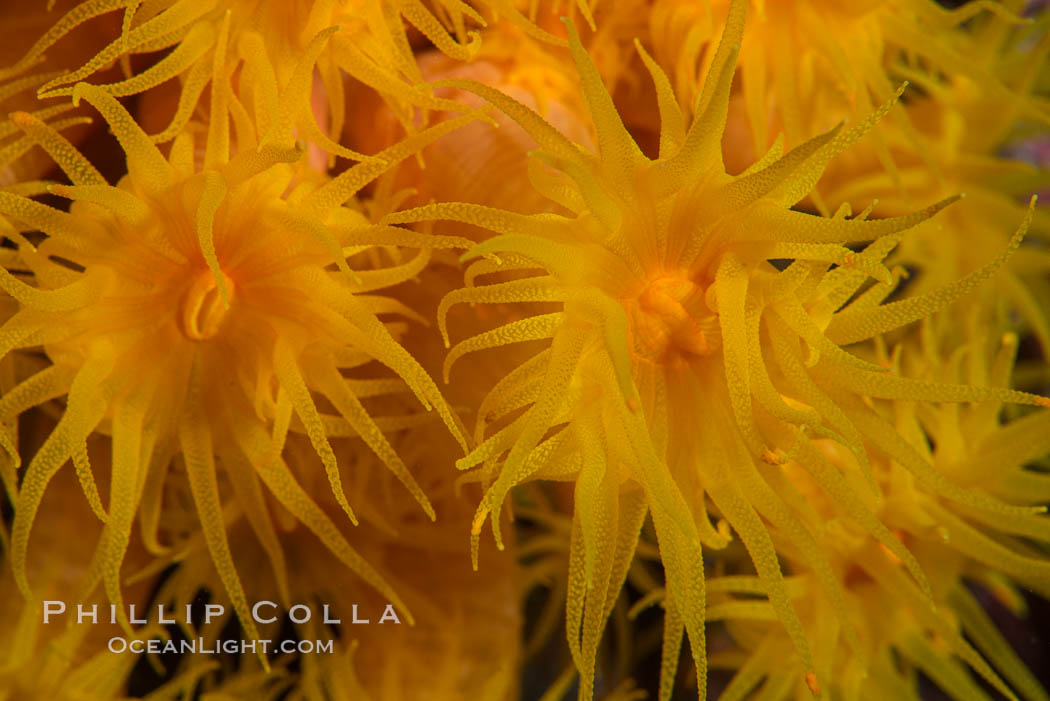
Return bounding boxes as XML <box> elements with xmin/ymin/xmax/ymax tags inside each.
<box><xmin>180</xmin><ymin>270</ymin><xmax>234</xmax><ymax>341</ymax></box>
<box><xmin>628</xmin><ymin>274</ymin><xmax>713</xmax><ymax>364</ymax></box>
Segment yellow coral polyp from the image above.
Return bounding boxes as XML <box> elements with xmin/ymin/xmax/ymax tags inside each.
<box><xmin>381</xmin><ymin>2</ymin><xmax>1050</xmax><ymax>697</ymax></box>
<box><xmin>0</xmin><ymin>0</ymin><xmax>1047</xmax><ymax>699</ymax></box>
<box><xmin>0</xmin><ymin>53</ymin><xmax>478</xmax><ymax>662</ymax></box>
<box><xmin>10</xmin><ymin>0</ymin><xmax>498</xmax><ymax>156</ymax></box>
<box><xmin>711</xmin><ymin>328</ymin><xmax>1050</xmax><ymax>701</ymax></box>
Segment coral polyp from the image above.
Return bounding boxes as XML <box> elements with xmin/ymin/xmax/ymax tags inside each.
<box><xmin>1</xmin><ymin>0</ymin><xmax>1049</xmax><ymax>699</ymax></box>
<box><xmin>708</xmin><ymin>328</ymin><xmax>1050</xmax><ymax>701</ymax></box>
<box><xmin>0</xmin><ymin>60</ymin><xmax>474</xmax><ymax>651</ymax></box>
<box><xmin>12</xmin><ymin>0</ymin><xmax>497</xmax><ymax>150</ymax></box>
<box><xmin>383</xmin><ymin>1</ymin><xmax>1050</xmax><ymax>696</ymax></box>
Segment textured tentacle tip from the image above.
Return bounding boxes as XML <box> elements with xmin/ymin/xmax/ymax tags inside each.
<box><xmin>489</xmin><ymin>506</ymin><xmax>507</xmax><ymax>552</ymax></box>
<box><xmin>988</xmin><ymin>581</ymin><xmax>1026</xmax><ymax>615</ymax></box>
<box><xmin>760</xmin><ymin>450</ymin><xmax>786</xmax><ymax>465</ymax></box>
<box><xmin>469</xmin><ymin>524</ymin><xmax>483</xmax><ymax>571</ymax></box>
<box><xmin>806</xmin><ymin>671</ymin><xmax>820</xmax><ymax>697</ymax></box>
<box><xmin>69</xmin><ymin>82</ymin><xmax>91</xmax><ymax>107</ymax></box>
<box><xmin>440</xmin><ymin>330</ymin><xmax>451</xmax><ymax>350</ymax></box>
<box><xmin>10</xmin><ymin>111</ymin><xmax>38</xmax><ymax>128</ymax></box>
<box><xmin>458</xmin><ymin>248</ymin><xmax>501</xmax><ymax>265</ymax></box>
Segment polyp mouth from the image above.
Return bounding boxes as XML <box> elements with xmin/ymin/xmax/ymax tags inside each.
<box><xmin>180</xmin><ymin>268</ymin><xmax>234</xmax><ymax>341</ymax></box>
<box><xmin>627</xmin><ymin>273</ymin><xmax>716</xmax><ymax>364</ymax></box>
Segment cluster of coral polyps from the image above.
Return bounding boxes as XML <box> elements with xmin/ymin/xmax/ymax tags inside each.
<box><xmin>0</xmin><ymin>0</ymin><xmax>1049</xmax><ymax>699</ymax></box>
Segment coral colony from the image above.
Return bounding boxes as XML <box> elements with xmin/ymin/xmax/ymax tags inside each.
<box><xmin>0</xmin><ymin>0</ymin><xmax>1049</xmax><ymax>699</ymax></box>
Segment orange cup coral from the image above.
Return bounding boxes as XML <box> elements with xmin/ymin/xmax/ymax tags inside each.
<box><xmin>0</xmin><ymin>1</ymin><xmax>1048</xmax><ymax>700</ymax></box>
<box><xmin>383</xmin><ymin>1</ymin><xmax>1050</xmax><ymax>696</ymax></box>
<box><xmin>0</xmin><ymin>43</ymin><xmax>477</xmax><ymax>663</ymax></box>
